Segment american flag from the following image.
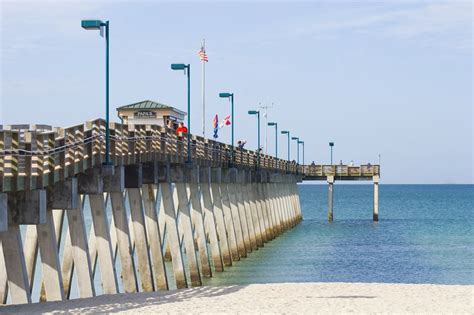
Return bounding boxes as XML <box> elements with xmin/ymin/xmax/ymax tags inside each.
<box><xmin>198</xmin><ymin>47</ymin><xmax>208</xmax><ymax>62</ymax></box>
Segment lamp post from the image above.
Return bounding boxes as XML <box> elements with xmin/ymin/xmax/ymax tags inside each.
<box><xmin>329</xmin><ymin>142</ymin><xmax>334</xmax><ymax>165</ymax></box>
<box><xmin>171</xmin><ymin>63</ymin><xmax>191</xmax><ymax>163</ymax></box>
<box><xmin>291</xmin><ymin>136</ymin><xmax>300</xmax><ymax>164</ymax></box>
<box><xmin>298</xmin><ymin>140</ymin><xmax>305</xmax><ymax>166</ymax></box>
<box><xmin>248</xmin><ymin>110</ymin><xmax>260</xmax><ymax>168</ymax></box>
<box><xmin>81</xmin><ymin>19</ymin><xmax>112</xmax><ymax>166</ymax></box>
<box><xmin>281</xmin><ymin>130</ymin><xmax>290</xmax><ymax>171</ymax></box>
<box><xmin>268</xmin><ymin>122</ymin><xmax>278</xmax><ymax>169</ymax></box>
<box><xmin>219</xmin><ymin>92</ymin><xmax>234</xmax><ymax>163</ymax></box>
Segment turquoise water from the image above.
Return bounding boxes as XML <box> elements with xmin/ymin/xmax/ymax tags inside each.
<box><xmin>202</xmin><ymin>184</ymin><xmax>474</xmax><ymax>286</ymax></box>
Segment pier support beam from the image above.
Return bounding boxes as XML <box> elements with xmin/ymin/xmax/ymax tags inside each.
<box><xmin>0</xmin><ymin>194</ymin><xmax>6</xmax><ymax>232</ymax></box>
<box><xmin>210</xmin><ymin>168</ymin><xmax>233</xmax><ymax>266</ymax></box>
<box><xmin>0</xmin><ymin>225</ymin><xmax>31</xmax><ymax>304</ymax></box>
<box><xmin>373</xmin><ymin>175</ymin><xmax>379</xmax><ymax>221</ymax></box>
<box><xmin>327</xmin><ymin>176</ymin><xmax>334</xmax><ymax>222</ymax></box>
<box><xmin>200</xmin><ymin>167</ymin><xmax>224</xmax><ymax>272</ymax></box>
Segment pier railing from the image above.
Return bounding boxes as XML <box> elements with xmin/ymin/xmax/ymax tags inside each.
<box><xmin>0</xmin><ymin>119</ymin><xmax>301</xmax><ymax>193</ymax></box>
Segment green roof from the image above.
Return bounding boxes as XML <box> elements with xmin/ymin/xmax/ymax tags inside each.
<box><xmin>117</xmin><ymin>100</ymin><xmax>185</xmax><ymax>114</ymax></box>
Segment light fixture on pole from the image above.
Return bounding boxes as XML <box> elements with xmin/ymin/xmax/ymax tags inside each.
<box><xmin>329</xmin><ymin>142</ymin><xmax>334</xmax><ymax>165</ymax></box>
<box><xmin>291</xmin><ymin>136</ymin><xmax>300</xmax><ymax>164</ymax></box>
<box><xmin>268</xmin><ymin>122</ymin><xmax>278</xmax><ymax>169</ymax></box>
<box><xmin>281</xmin><ymin>130</ymin><xmax>290</xmax><ymax>171</ymax></box>
<box><xmin>81</xmin><ymin>19</ymin><xmax>113</xmax><ymax>172</ymax></box>
<box><xmin>171</xmin><ymin>63</ymin><xmax>191</xmax><ymax>163</ymax></box>
<box><xmin>219</xmin><ymin>92</ymin><xmax>234</xmax><ymax>164</ymax></box>
<box><xmin>298</xmin><ymin>140</ymin><xmax>305</xmax><ymax>166</ymax></box>
<box><xmin>248</xmin><ymin>110</ymin><xmax>261</xmax><ymax>168</ymax></box>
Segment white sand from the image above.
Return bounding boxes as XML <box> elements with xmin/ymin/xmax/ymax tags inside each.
<box><xmin>1</xmin><ymin>282</ymin><xmax>473</xmax><ymax>314</ymax></box>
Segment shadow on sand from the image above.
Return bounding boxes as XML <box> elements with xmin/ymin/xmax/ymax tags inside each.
<box><xmin>0</xmin><ymin>285</ymin><xmax>245</xmax><ymax>314</ymax></box>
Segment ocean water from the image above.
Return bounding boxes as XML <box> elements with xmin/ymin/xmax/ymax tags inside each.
<box><xmin>202</xmin><ymin>184</ymin><xmax>474</xmax><ymax>286</ymax></box>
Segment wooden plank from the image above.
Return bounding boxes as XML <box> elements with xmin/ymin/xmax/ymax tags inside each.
<box><xmin>159</xmin><ymin>182</ymin><xmax>187</xmax><ymax>289</ymax></box>
<box><xmin>109</xmin><ymin>192</ymin><xmax>138</xmax><ymax>293</ymax></box>
<box><xmin>0</xmin><ymin>225</ymin><xmax>32</xmax><ymax>304</ymax></box>
<box><xmin>142</xmin><ymin>184</ymin><xmax>168</xmax><ymax>290</ymax></box>
<box><xmin>127</xmin><ymin>188</ymin><xmax>154</xmax><ymax>292</ymax></box>
<box><xmin>88</xmin><ymin>194</ymin><xmax>119</xmax><ymax>294</ymax></box>
<box><xmin>188</xmin><ymin>183</ymin><xmax>212</xmax><ymax>277</ymax></box>
<box><xmin>175</xmin><ymin>183</ymin><xmax>201</xmax><ymax>286</ymax></box>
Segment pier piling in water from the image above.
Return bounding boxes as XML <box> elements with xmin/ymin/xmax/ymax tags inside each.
<box><xmin>327</xmin><ymin>176</ymin><xmax>334</xmax><ymax>222</ymax></box>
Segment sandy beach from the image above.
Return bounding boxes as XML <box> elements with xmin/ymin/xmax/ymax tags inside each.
<box><xmin>1</xmin><ymin>282</ymin><xmax>472</xmax><ymax>314</ymax></box>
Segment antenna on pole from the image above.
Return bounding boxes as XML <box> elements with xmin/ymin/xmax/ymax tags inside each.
<box><xmin>259</xmin><ymin>102</ymin><xmax>274</xmax><ymax>155</ymax></box>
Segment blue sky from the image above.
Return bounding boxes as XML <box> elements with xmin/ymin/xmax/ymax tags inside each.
<box><xmin>1</xmin><ymin>0</ymin><xmax>472</xmax><ymax>183</ymax></box>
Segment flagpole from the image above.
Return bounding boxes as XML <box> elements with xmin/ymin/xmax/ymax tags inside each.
<box><xmin>201</xmin><ymin>39</ymin><xmax>206</xmax><ymax>137</ymax></box>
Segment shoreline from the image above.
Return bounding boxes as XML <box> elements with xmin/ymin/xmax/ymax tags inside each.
<box><xmin>1</xmin><ymin>282</ymin><xmax>472</xmax><ymax>314</ymax></box>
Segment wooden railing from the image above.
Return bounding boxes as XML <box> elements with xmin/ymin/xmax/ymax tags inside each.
<box><xmin>0</xmin><ymin>119</ymin><xmax>301</xmax><ymax>193</ymax></box>
<box><xmin>302</xmin><ymin>164</ymin><xmax>380</xmax><ymax>178</ymax></box>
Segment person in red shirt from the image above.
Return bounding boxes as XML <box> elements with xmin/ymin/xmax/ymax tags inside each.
<box><xmin>176</xmin><ymin>122</ymin><xmax>188</xmax><ymax>136</ymax></box>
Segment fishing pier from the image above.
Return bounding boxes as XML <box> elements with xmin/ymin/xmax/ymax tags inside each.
<box><xmin>0</xmin><ymin>120</ymin><xmax>379</xmax><ymax>306</ymax></box>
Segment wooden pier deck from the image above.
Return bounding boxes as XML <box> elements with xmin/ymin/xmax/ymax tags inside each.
<box><xmin>0</xmin><ymin>119</ymin><xmax>379</xmax><ymax>306</ymax></box>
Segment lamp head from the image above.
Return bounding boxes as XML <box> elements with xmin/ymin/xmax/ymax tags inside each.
<box><xmin>171</xmin><ymin>63</ymin><xmax>187</xmax><ymax>70</ymax></box>
<box><xmin>81</xmin><ymin>20</ymin><xmax>104</xmax><ymax>30</ymax></box>
<box><xmin>298</xmin><ymin>140</ymin><xmax>304</xmax><ymax>144</ymax></box>
<box><xmin>248</xmin><ymin>110</ymin><xmax>259</xmax><ymax>115</ymax></box>
<box><xmin>281</xmin><ymin>130</ymin><xmax>289</xmax><ymax>135</ymax></box>
<box><xmin>291</xmin><ymin>137</ymin><xmax>299</xmax><ymax>141</ymax></box>
<box><xmin>219</xmin><ymin>92</ymin><xmax>232</xmax><ymax>98</ymax></box>
<box><xmin>268</xmin><ymin>122</ymin><xmax>277</xmax><ymax>126</ymax></box>
<box><xmin>329</xmin><ymin>142</ymin><xmax>334</xmax><ymax>147</ymax></box>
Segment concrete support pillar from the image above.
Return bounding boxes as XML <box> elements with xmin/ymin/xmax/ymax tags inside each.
<box><xmin>235</xmin><ymin>182</ymin><xmax>252</xmax><ymax>253</ymax></box>
<box><xmin>36</xmin><ymin>209</ymin><xmax>65</xmax><ymax>301</ymax></box>
<box><xmin>216</xmin><ymin>182</ymin><xmax>239</xmax><ymax>262</ymax></box>
<box><xmin>253</xmin><ymin>183</ymin><xmax>267</xmax><ymax>243</ymax></box>
<box><xmin>200</xmin><ymin>167</ymin><xmax>225</xmax><ymax>271</ymax></box>
<box><xmin>159</xmin><ymin>181</ymin><xmax>187</xmax><ymax>289</ymax></box>
<box><xmin>88</xmin><ymin>193</ymin><xmax>119</xmax><ymax>294</ymax></box>
<box><xmin>246</xmin><ymin>182</ymin><xmax>263</xmax><ymax>247</ymax></box>
<box><xmin>128</xmin><ymin>188</ymin><xmax>155</xmax><ymax>292</ymax></box>
<box><xmin>142</xmin><ymin>184</ymin><xmax>168</xmax><ymax>290</ymax></box>
<box><xmin>188</xmin><ymin>179</ymin><xmax>212</xmax><ymax>278</ymax></box>
<box><xmin>0</xmin><ymin>194</ymin><xmax>7</xmax><ymax>232</ymax></box>
<box><xmin>327</xmin><ymin>176</ymin><xmax>334</xmax><ymax>222</ymax></box>
<box><xmin>227</xmin><ymin>182</ymin><xmax>247</xmax><ymax>258</ymax></box>
<box><xmin>175</xmin><ymin>182</ymin><xmax>202</xmax><ymax>286</ymax></box>
<box><xmin>109</xmin><ymin>190</ymin><xmax>138</xmax><ymax>294</ymax></box>
<box><xmin>65</xmin><ymin>197</ymin><xmax>95</xmax><ymax>298</ymax></box>
<box><xmin>373</xmin><ymin>175</ymin><xmax>379</xmax><ymax>221</ymax></box>
<box><xmin>0</xmin><ymin>225</ymin><xmax>31</xmax><ymax>304</ymax></box>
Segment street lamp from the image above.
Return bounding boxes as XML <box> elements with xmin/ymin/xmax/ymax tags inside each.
<box><xmin>268</xmin><ymin>122</ymin><xmax>278</xmax><ymax>168</ymax></box>
<box><xmin>281</xmin><ymin>130</ymin><xmax>290</xmax><ymax>171</ymax></box>
<box><xmin>171</xmin><ymin>63</ymin><xmax>191</xmax><ymax>163</ymax></box>
<box><xmin>248</xmin><ymin>110</ymin><xmax>260</xmax><ymax>168</ymax></box>
<box><xmin>298</xmin><ymin>140</ymin><xmax>305</xmax><ymax>166</ymax></box>
<box><xmin>81</xmin><ymin>19</ymin><xmax>112</xmax><ymax>167</ymax></box>
<box><xmin>219</xmin><ymin>92</ymin><xmax>234</xmax><ymax>163</ymax></box>
<box><xmin>291</xmin><ymin>137</ymin><xmax>300</xmax><ymax>164</ymax></box>
<box><xmin>329</xmin><ymin>142</ymin><xmax>334</xmax><ymax>165</ymax></box>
